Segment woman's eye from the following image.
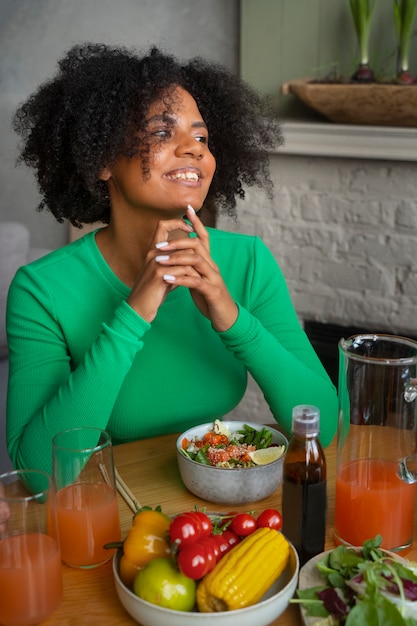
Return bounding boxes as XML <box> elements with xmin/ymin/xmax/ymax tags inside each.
<box><xmin>152</xmin><ymin>129</ymin><xmax>172</xmax><ymax>139</ymax></box>
<box><xmin>195</xmin><ymin>135</ymin><xmax>208</xmax><ymax>144</ymax></box>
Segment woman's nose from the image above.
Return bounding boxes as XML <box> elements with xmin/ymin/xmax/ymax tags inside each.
<box><xmin>175</xmin><ymin>135</ymin><xmax>203</xmax><ymax>159</ymax></box>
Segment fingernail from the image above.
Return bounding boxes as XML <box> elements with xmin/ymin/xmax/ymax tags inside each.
<box><xmin>156</xmin><ymin>241</ymin><xmax>169</xmax><ymax>249</ymax></box>
<box><xmin>163</xmin><ymin>274</ymin><xmax>176</xmax><ymax>282</ymax></box>
<box><xmin>187</xmin><ymin>204</ymin><xmax>196</xmax><ymax>215</ymax></box>
<box><xmin>155</xmin><ymin>255</ymin><xmax>169</xmax><ymax>262</ymax></box>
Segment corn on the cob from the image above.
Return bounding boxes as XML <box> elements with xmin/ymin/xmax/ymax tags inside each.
<box><xmin>196</xmin><ymin>527</ymin><xmax>290</xmax><ymax>612</ymax></box>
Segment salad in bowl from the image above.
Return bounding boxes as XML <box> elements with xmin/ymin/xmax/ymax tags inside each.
<box><xmin>176</xmin><ymin>420</ymin><xmax>288</xmax><ymax>505</ymax></box>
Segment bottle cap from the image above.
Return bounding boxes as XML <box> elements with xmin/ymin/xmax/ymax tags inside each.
<box><xmin>291</xmin><ymin>405</ymin><xmax>320</xmax><ymax>436</ymax></box>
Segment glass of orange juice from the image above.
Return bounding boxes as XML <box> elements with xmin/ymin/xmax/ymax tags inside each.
<box><xmin>335</xmin><ymin>334</ymin><xmax>417</xmax><ymax>554</ymax></box>
<box><xmin>52</xmin><ymin>427</ymin><xmax>121</xmax><ymax>568</ymax></box>
<box><xmin>0</xmin><ymin>469</ymin><xmax>63</xmax><ymax>625</ymax></box>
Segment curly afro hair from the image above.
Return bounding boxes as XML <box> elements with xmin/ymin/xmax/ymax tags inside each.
<box><xmin>13</xmin><ymin>42</ymin><xmax>282</xmax><ymax>227</ymax></box>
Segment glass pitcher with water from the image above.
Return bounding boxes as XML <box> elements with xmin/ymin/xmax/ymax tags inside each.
<box><xmin>334</xmin><ymin>334</ymin><xmax>417</xmax><ymax>553</ymax></box>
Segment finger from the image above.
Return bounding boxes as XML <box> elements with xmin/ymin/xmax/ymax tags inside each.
<box><xmin>154</xmin><ymin>240</ymin><xmax>217</xmax><ymax>273</ymax></box>
<box><xmin>163</xmin><ymin>273</ymin><xmax>203</xmax><ymax>286</ymax></box>
<box><xmin>162</xmin><ymin>266</ymin><xmax>201</xmax><ymax>283</ymax></box>
<box><xmin>152</xmin><ymin>218</ymin><xmax>193</xmax><ymax>245</ymax></box>
<box><xmin>154</xmin><ymin>237</ymin><xmax>219</xmax><ymax>280</ymax></box>
<box><xmin>186</xmin><ymin>205</ymin><xmax>210</xmax><ymax>250</ymax></box>
<box><xmin>154</xmin><ymin>245</ymin><xmax>215</xmax><ymax>274</ymax></box>
<box><xmin>155</xmin><ymin>251</ymin><xmax>200</xmax><ymax>266</ymax></box>
<box><xmin>155</xmin><ymin>256</ymin><xmax>201</xmax><ymax>278</ymax></box>
<box><xmin>154</xmin><ymin>234</ymin><xmax>208</xmax><ymax>255</ymax></box>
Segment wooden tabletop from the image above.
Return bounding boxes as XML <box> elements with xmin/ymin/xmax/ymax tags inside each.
<box><xmin>43</xmin><ymin>429</ymin><xmax>417</xmax><ymax>625</ymax></box>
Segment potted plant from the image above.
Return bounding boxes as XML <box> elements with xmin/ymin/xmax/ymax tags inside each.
<box><xmin>394</xmin><ymin>0</ymin><xmax>417</xmax><ymax>83</ymax></box>
<box><xmin>281</xmin><ymin>0</ymin><xmax>417</xmax><ymax>126</ymax></box>
<box><xmin>349</xmin><ymin>0</ymin><xmax>377</xmax><ymax>82</ymax></box>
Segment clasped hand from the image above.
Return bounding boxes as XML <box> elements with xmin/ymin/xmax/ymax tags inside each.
<box><xmin>127</xmin><ymin>205</ymin><xmax>238</xmax><ymax>332</ymax></box>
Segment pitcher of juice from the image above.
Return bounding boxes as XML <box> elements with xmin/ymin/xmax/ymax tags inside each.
<box><xmin>334</xmin><ymin>334</ymin><xmax>417</xmax><ymax>553</ymax></box>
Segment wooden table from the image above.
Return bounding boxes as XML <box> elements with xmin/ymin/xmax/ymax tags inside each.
<box><xmin>43</xmin><ymin>430</ymin><xmax>417</xmax><ymax>625</ymax></box>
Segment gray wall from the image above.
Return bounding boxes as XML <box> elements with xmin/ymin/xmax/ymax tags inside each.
<box><xmin>0</xmin><ymin>0</ymin><xmax>239</xmax><ymax>248</ymax></box>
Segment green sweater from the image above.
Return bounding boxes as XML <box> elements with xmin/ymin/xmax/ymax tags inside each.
<box><xmin>6</xmin><ymin>228</ymin><xmax>338</xmax><ymax>474</ymax></box>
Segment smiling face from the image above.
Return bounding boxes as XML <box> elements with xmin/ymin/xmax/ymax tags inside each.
<box><xmin>100</xmin><ymin>87</ymin><xmax>216</xmax><ymax>220</ymax></box>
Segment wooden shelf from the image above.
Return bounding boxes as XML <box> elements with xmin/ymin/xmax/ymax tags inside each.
<box><xmin>276</xmin><ymin>121</ymin><xmax>417</xmax><ymax>162</ymax></box>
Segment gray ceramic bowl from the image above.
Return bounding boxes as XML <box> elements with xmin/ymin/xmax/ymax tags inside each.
<box><xmin>113</xmin><ymin>543</ymin><xmax>299</xmax><ymax>626</ymax></box>
<box><xmin>176</xmin><ymin>421</ymin><xmax>288</xmax><ymax>505</ymax></box>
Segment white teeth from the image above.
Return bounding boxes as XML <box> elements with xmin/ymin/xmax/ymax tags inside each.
<box><xmin>168</xmin><ymin>172</ymin><xmax>199</xmax><ymax>181</ymax></box>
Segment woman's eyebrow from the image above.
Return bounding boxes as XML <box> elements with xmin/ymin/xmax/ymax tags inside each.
<box><xmin>191</xmin><ymin>121</ymin><xmax>208</xmax><ymax>130</ymax></box>
<box><xmin>146</xmin><ymin>114</ymin><xmax>169</xmax><ymax>124</ymax></box>
<box><xmin>146</xmin><ymin>114</ymin><xmax>208</xmax><ymax>130</ymax></box>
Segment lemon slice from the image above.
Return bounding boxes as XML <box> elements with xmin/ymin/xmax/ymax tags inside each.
<box><xmin>248</xmin><ymin>446</ymin><xmax>285</xmax><ymax>465</ymax></box>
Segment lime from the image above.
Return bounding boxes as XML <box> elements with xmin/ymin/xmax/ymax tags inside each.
<box><xmin>248</xmin><ymin>445</ymin><xmax>285</xmax><ymax>465</ymax></box>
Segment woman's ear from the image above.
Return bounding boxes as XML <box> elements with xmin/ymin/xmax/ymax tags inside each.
<box><xmin>99</xmin><ymin>167</ymin><xmax>111</xmax><ymax>181</ymax></box>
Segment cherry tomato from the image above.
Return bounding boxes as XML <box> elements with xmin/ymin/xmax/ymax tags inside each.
<box><xmin>177</xmin><ymin>542</ymin><xmax>211</xmax><ymax>580</ymax></box>
<box><xmin>170</xmin><ymin>513</ymin><xmax>202</xmax><ymax>547</ymax></box>
<box><xmin>185</xmin><ymin>512</ymin><xmax>204</xmax><ymax>536</ymax></box>
<box><xmin>211</xmin><ymin>533</ymin><xmax>232</xmax><ymax>558</ymax></box>
<box><xmin>198</xmin><ymin>538</ymin><xmax>217</xmax><ymax>572</ymax></box>
<box><xmin>230</xmin><ymin>513</ymin><xmax>257</xmax><ymax>537</ymax></box>
<box><xmin>221</xmin><ymin>529</ymin><xmax>241</xmax><ymax>552</ymax></box>
<box><xmin>198</xmin><ymin>536</ymin><xmax>221</xmax><ymax>565</ymax></box>
<box><xmin>192</xmin><ymin>511</ymin><xmax>212</xmax><ymax>537</ymax></box>
<box><xmin>256</xmin><ymin>508</ymin><xmax>283</xmax><ymax>531</ymax></box>
<box><xmin>218</xmin><ymin>511</ymin><xmax>239</xmax><ymax>529</ymax></box>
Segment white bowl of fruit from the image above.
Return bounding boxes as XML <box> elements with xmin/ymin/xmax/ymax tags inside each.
<box><xmin>112</xmin><ymin>507</ymin><xmax>298</xmax><ymax>626</ymax></box>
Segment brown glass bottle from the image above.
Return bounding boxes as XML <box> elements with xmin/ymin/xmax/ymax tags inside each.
<box><xmin>282</xmin><ymin>405</ymin><xmax>326</xmax><ymax>566</ymax></box>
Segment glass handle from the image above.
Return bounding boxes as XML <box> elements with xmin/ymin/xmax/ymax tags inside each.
<box><xmin>398</xmin><ymin>455</ymin><xmax>417</xmax><ymax>484</ymax></box>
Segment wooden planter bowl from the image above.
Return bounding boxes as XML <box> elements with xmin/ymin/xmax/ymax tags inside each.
<box><xmin>282</xmin><ymin>78</ymin><xmax>417</xmax><ymax>127</ymax></box>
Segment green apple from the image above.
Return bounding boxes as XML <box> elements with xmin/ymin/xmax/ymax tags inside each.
<box><xmin>133</xmin><ymin>557</ymin><xmax>196</xmax><ymax>612</ymax></box>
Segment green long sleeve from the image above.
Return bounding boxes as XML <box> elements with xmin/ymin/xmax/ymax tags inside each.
<box><xmin>6</xmin><ymin>227</ymin><xmax>337</xmax><ymax>474</ymax></box>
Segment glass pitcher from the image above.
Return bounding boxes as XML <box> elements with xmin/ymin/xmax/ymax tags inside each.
<box><xmin>334</xmin><ymin>333</ymin><xmax>417</xmax><ymax>553</ymax></box>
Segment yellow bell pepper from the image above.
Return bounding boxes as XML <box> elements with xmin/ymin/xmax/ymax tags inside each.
<box><xmin>123</xmin><ymin>509</ymin><xmax>171</xmax><ymax>569</ymax></box>
<box><xmin>119</xmin><ymin>554</ymin><xmax>142</xmax><ymax>588</ymax></box>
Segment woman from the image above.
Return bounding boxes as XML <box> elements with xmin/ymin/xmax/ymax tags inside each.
<box><xmin>7</xmin><ymin>43</ymin><xmax>338</xmax><ymax>474</ymax></box>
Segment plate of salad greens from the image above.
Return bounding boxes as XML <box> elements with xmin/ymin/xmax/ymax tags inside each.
<box><xmin>293</xmin><ymin>536</ymin><xmax>417</xmax><ymax>625</ymax></box>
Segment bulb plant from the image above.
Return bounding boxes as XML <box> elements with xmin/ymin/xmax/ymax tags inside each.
<box><xmin>349</xmin><ymin>0</ymin><xmax>377</xmax><ymax>81</ymax></box>
<box><xmin>394</xmin><ymin>0</ymin><xmax>417</xmax><ymax>83</ymax></box>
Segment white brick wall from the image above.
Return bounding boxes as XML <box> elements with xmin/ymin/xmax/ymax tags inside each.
<box><xmin>220</xmin><ymin>153</ymin><xmax>417</xmax><ymax>422</ymax></box>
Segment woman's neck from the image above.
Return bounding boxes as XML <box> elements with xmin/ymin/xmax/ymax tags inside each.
<box><xmin>95</xmin><ymin>219</ymin><xmax>154</xmax><ymax>287</ymax></box>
